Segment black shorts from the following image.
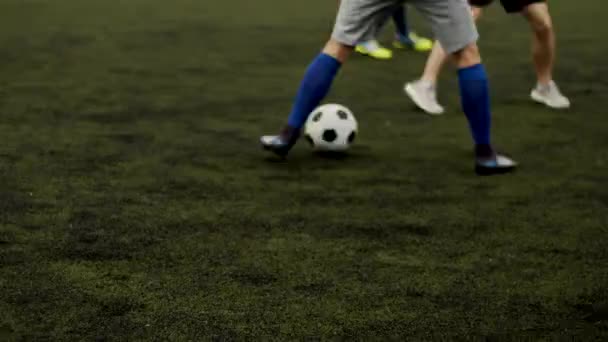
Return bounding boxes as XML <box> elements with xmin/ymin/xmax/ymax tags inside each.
<box><xmin>469</xmin><ymin>0</ymin><xmax>545</xmax><ymax>13</ymax></box>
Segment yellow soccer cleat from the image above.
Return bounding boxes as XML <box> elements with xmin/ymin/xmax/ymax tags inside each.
<box><xmin>392</xmin><ymin>32</ymin><xmax>433</xmax><ymax>53</ymax></box>
<box><xmin>355</xmin><ymin>40</ymin><xmax>393</xmax><ymax>60</ymax></box>
<box><xmin>411</xmin><ymin>33</ymin><xmax>433</xmax><ymax>52</ymax></box>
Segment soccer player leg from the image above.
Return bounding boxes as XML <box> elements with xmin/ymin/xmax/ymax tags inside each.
<box><xmin>405</xmin><ymin>4</ymin><xmax>483</xmax><ymax>115</ymax></box>
<box><xmin>412</xmin><ymin>0</ymin><xmax>516</xmax><ymax>174</ymax></box>
<box><xmin>455</xmin><ymin>45</ymin><xmax>517</xmax><ymax>174</ymax></box>
<box><xmin>519</xmin><ymin>1</ymin><xmax>570</xmax><ymax>108</ymax></box>
<box><xmin>260</xmin><ymin>0</ymin><xmax>397</xmax><ymax>157</ymax></box>
<box><xmin>392</xmin><ymin>4</ymin><xmax>410</xmax><ymax>39</ymax></box>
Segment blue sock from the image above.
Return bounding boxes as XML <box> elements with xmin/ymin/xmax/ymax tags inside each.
<box><xmin>392</xmin><ymin>5</ymin><xmax>410</xmax><ymax>39</ymax></box>
<box><xmin>287</xmin><ymin>53</ymin><xmax>341</xmax><ymax>129</ymax></box>
<box><xmin>458</xmin><ymin>64</ymin><xmax>493</xmax><ymax>155</ymax></box>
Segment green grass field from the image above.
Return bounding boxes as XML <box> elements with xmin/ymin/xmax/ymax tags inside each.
<box><xmin>1</xmin><ymin>0</ymin><xmax>608</xmax><ymax>339</ymax></box>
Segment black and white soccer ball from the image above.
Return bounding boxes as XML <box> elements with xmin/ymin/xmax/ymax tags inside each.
<box><xmin>304</xmin><ymin>104</ymin><xmax>358</xmax><ymax>152</ymax></box>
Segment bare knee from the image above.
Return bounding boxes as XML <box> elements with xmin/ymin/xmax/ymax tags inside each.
<box><xmin>322</xmin><ymin>39</ymin><xmax>353</xmax><ymax>63</ymax></box>
<box><xmin>451</xmin><ymin>43</ymin><xmax>482</xmax><ymax>69</ymax></box>
<box><xmin>523</xmin><ymin>4</ymin><xmax>554</xmax><ymax>39</ymax></box>
<box><xmin>531</xmin><ymin>17</ymin><xmax>553</xmax><ymax>39</ymax></box>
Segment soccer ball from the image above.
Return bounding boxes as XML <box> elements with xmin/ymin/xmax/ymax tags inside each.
<box><xmin>304</xmin><ymin>104</ymin><xmax>358</xmax><ymax>152</ymax></box>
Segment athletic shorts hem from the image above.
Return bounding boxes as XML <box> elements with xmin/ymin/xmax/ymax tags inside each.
<box><xmin>503</xmin><ymin>0</ymin><xmax>546</xmax><ymax>13</ymax></box>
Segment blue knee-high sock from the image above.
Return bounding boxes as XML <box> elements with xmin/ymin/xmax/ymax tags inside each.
<box><xmin>458</xmin><ymin>64</ymin><xmax>493</xmax><ymax>155</ymax></box>
<box><xmin>287</xmin><ymin>53</ymin><xmax>341</xmax><ymax>129</ymax></box>
<box><xmin>392</xmin><ymin>5</ymin><xmax>410</xmax><ymax>38</ymax></box>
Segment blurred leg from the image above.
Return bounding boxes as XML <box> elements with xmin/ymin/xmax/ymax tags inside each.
<box><xmin>522</xmin><ymin>2</ymin><xmax>554</xmax><ymax>85</ymax></box>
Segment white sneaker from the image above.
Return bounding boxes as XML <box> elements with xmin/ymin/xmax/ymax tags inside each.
<box><xmin>405</xmin><ymin>80</ymin><xmax>445</xmax><ymax>115</ymax></box>
<box><xmin>530</xmin><ymin>81</ymin><xmax>571</xmax><ymax>109</ymax></box>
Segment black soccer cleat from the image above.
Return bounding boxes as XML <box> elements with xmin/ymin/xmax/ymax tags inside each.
<box><xmin>260</xmin><ymin>126</ymin><xmax>300</xmax><ymax>157</ymax></box>
<box><xmin>475</xmin><ymin>153</ymin><xmax>518</xmax><ymax>176</ymax></box>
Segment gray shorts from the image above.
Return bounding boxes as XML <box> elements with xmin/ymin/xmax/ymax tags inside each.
<box><xmin>331</xmin><ymin>0</ymin><xmax>478</xmax><ymax>54</ymax></box>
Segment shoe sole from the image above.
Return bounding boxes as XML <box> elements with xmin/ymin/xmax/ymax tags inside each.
<box><xmin>405</xmin><ymin>84</ymin><xmax>444</xmax><ymax>116</ymax></box>
<box><xmin>364</xmin><ymin>53</ymin><xmax>393</xmax><ymax>60</ymax></box>
<box><xmin>530</xmin><ymin>91</ymin><xmax>571</xmax><ymax>109</ymax></box>
<box><xmin>392</xmin><ymin>42</ymin><xmax>411</xmax><ymax>50</ymax></box>
<box><xmin>262</xmin><ymin>145</ymin><xmax>289</xmax><ymax>157</ymax></box>
<box><xmin>475</xmin><ymin>164</ymin><xmax>517</xmax><ymax>176</ymax></box>
<box><xmin>355</xmin><ymin>48</ymin><xmax>392</xmax><ymax>60</ymax></box>
<box><xmin>392</xmin><ymin>40</ymin><xmax>433</xmax><ymax>51</ymax></box>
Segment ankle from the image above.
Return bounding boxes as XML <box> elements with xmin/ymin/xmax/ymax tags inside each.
<box><xmin>537</xmin><ymin>79</ymin><xmax>553</xmax><ymax>87</ymax></box>
<box><xmin>419</xmin><ymin>78</ymin><xmax>437</xmax><ymax>88</ymax></box>
<box><xmin>396</xmin><ymin>32</ymin><xmax>412</xmax><ymax>41</ymax></box>
<box><xmin>281</xmin><ymin>125</ymin><xmax>300</xmax><ymax>140</ymax></box>
<box><xmin>475</xmin><ymin>144</ymin><xmax>494</xmax><ymax>158</ymax></box>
